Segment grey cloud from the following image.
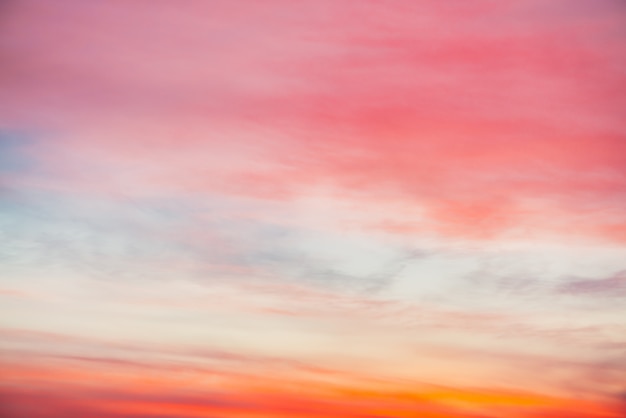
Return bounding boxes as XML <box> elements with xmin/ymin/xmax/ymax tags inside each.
<box><xmin>557</xmin><ymin>270</ymin><xmax>626</xmax><ymax>297</ymax></box>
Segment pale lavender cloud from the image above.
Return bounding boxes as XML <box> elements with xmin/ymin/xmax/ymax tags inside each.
<box><xmin>557</xmin><ymin>271</ymin><xmax>626</xmax><ymax>297</ymax></box>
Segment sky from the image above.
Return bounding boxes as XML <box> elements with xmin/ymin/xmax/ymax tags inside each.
<box><xmin>0</xmin><ymin>1</ymin><xmax>625</xmax><ymax>417</ymax></box>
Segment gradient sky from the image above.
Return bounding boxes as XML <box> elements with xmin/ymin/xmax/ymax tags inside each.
<box><xmin>1</xmin><ymin>1</ymin><xmax>626</xmax><ymax>417</ymax></box>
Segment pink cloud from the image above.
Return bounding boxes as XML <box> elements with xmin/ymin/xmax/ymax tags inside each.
<box><xmin>2</xmin><ymin>0</ymin><xmax>624</xmax><ymax>242</ymax></box>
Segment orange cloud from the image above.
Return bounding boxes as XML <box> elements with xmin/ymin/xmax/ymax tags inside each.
<box><xmin>0</xmin><ymin>350</ymin><xmax>622</xmax><ymax>418</ymax></box>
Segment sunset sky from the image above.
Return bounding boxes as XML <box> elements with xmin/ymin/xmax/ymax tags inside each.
<box><xmin>1</xmin><ymin>1</ymin><xmax>625</xmax><ymax>417</ymax></box>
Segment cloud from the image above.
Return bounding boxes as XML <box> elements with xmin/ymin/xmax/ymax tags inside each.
<box><xmin>0</xmin><ymin>0</ymin><xmax>624</xmax><ymax>242</ymax></box>
<box><xmin>1</xmin><ymin>353</ymin><xmax>621</xmax><ymax>418</ymax></box>
<box><xmin>0</xmin><ymin>3</ymin><xmax>625</xmax><ymax>415</ymax></box>
<box><xmin>556</xmin><ymin>270</ymin><xmax>626</xmax><ymax>297</ymax></box>
<box><xmin>2</xmin><ymin>324</ymin><xmax>623</xmax><ymax>418</ymax></box>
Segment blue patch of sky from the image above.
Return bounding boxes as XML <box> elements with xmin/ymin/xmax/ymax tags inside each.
<box><xmin>0</xmin><ymin>130</ymin><xmax>38</xmax><ymax>175</ymax></box>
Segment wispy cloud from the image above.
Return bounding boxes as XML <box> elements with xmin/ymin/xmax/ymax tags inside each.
<box><xmin>556</xmin><ymin>270</ymin><xmax>626</xmax><ymax>297</ymax></box>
